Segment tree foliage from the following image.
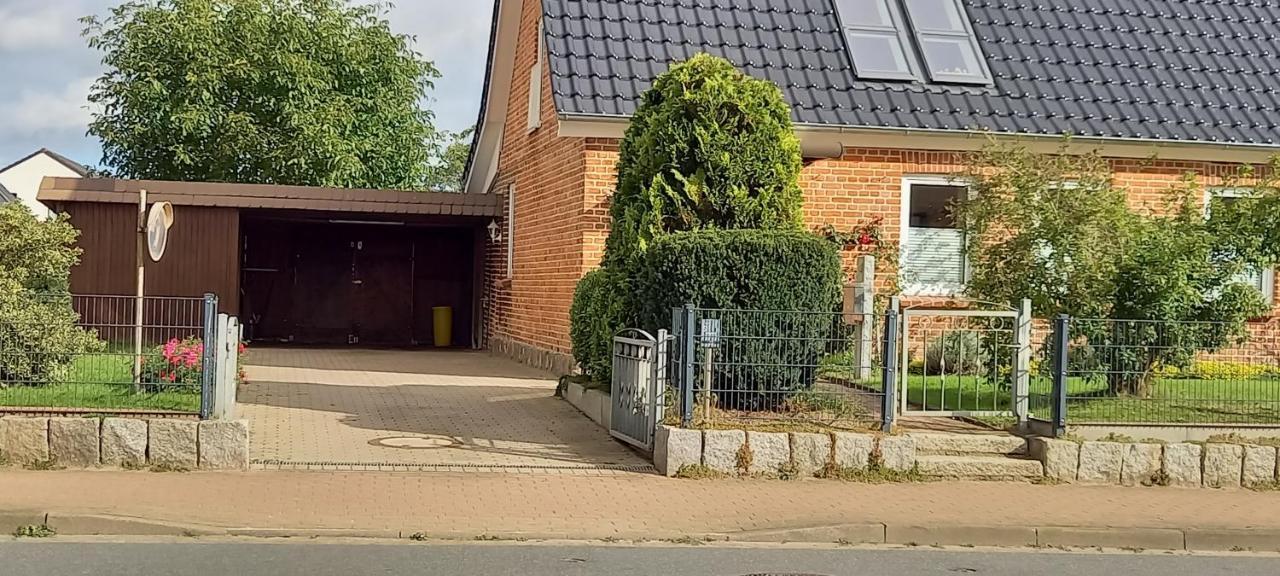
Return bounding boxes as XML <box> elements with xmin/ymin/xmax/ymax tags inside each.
<box><xmin>423</xmin><ymin>127</ymin><xmax>474</xmax><ymax>192</ymax></box>
<box><xmin>83</xmin><ymin>0</ymin><xmax>440</xmax><ymax>189</ymax></box>
<box><xmin>957</xmin><ymin>143</ymin><xmax>1276</xmax><ymax>395</ymax></box>
<box><xmin>603</xmin><ymin>53</ymin><xmax>804</xmax><ymax>269</ymax></box>
<box><xmin>0</xmin><ymin>204</ymin><xmax>104</xmax><ymax>386</ymax></box>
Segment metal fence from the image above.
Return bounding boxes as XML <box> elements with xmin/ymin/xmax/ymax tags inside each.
<box><xmin>0</xmin><ymin>293</ymin><xmax>217</xmax><ymax>416</ymax></box>
<box><xmin>1032</xmin><ymin>316</ymin><xmax>1280</xmax><ymax>433</ymax></box>
<box><xmin>670</xmin><ymin>306</ymin><xmax>896</xmax><ymax>432</ymax></box>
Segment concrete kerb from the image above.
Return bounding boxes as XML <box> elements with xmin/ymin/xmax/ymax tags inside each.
<box><xmin>9</xmin><ymin>511</ymin><xmax>1280</xmax><ymax>551</ymax></box>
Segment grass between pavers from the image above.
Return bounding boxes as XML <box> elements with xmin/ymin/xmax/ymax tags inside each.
<box><xmin>0</xmin><ymin>353</ymin><xmax>199</xmax><ymax>412</ymax></box>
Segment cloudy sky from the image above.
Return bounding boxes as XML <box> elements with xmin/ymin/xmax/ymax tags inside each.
<box><xmin>0</xmin><ymin>0</ymin><xmax>494</xmax><ymax>169</ymax></box>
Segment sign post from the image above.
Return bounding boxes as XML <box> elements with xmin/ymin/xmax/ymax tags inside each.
<box><xmin>133</xmin><ymin>191</ymin><xmax>174</xmax><ymax>385</ymax></box>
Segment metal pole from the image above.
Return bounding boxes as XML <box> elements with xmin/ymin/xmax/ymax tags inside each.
<box><xmin>1052</xmin><ymin>314</ymin><xmax>1070</xmax><ymax>438</ymax></box>
<box><xmin>881</xmin><ymin>307</ymin><xmax>899</xmax><ymax>433</ymax></box>
<box><xmin>133</xmin><ymin>188</ymin><xmax>147</xmax><ymax>386</ymax></box>
<box><xmin>701</xmin><ymin>346</ymin><xmax>713</xmax><ymax>425</ymax></box>
<box><xmin>200</xmin><ymin>293</ymin><xmax>218</xmax><ymax>419</ymax></box>
<box><xmin>680</xmin><ymin>304</ymin><xmax>695</xmax><ymax>428</ymax></box>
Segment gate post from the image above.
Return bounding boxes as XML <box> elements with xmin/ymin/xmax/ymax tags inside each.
<box><xmin>1013</xmin><ymin>298</ymin><xmax>1032</xmax><ymax>424</ymax></box>
<box><xmin>199</xmin><ymin>293</ymin><xmax>218</xmax><ymax>419</ymax></box>
<box><xmin>880</xmin><ymin>304</ymin><xmax>899</xmax><ymax>433</ymax></box>
<box><xmin>847</xmin><ymin>255</ymin><xmax>876</xmax><ymax>380</ymax></box>
<box><xmin>653</xmin><ymin>329</ymin><xmax>669</xmax><ymax>430</ymax></box>
<box><xmin>679</xmin><ymin>304</ymin><xmax>696</xmax><ymax>428</ymax></box>
<box><xmin>1051</xmin><ymin>314</ymin><xmax>1070</xmax><ymax>438</ymax></box>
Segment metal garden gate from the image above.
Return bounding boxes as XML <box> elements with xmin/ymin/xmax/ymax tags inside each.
<box><xmin>609</xmin><ymin>329</ymin><xmax>667</xmax><ymax>451</ymax></box>
<box><xmin>898</xmin><ymin>300</ymin><xmax>1032</xmax><ymax>419</ymax></box>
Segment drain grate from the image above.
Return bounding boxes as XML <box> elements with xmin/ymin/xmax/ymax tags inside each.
<box><xmin>251</xmin><ymin>459</ymin><xmax>657</xmax><ymax>474</ymax></box>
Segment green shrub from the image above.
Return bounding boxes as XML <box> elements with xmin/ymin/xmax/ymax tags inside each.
<box><xmin>636</xmin><ymin>229</ymin><xmax>842</xmax><ymax>408</ymax></box>
<box><xmin>923</xmin><ymin>331</ymin><xmax>988</xmax><ymax>375</ymax></box>
<box><xmin>0</xmin><ymin>204</ymin><xmax>104</xmax><ymax>386</ymax></box>
<box><xmin>569</xmin><ymin>269</ymin><xmax>630</xmax><ymax>384</ymax></box>
<box><xmin>604</xmin><ymin>53</ymin><xmax>804</xmax><ymax>269</ymax></box>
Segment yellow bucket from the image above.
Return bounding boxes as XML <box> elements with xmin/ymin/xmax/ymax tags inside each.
<box><xmin>432</xmin><ymin>306</ymin><xmax>453</xmax><ymax>347</ymax></box>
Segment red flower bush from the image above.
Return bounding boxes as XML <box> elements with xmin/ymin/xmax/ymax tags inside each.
<box><xmin>139</xmin><ymin>337</ymin><xmax>248</xmax><ymax>392</ymax></box>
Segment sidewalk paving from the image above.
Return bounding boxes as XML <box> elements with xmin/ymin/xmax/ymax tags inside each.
<box><xmin>2</xmin><ymin>469</ymin><xmax>1280</xmax><ymax>550</ymax></box>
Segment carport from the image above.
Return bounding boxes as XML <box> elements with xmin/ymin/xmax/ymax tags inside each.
<box><xmin>39</xmin><ymin>177</ymin><xmax>502</xmax><ymax>348</ymax></box>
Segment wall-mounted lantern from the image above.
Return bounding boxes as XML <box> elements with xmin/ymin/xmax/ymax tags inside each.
<box><xmin>487</xmin><ymin>219</ymin><xmax>503</xmax><ymax>243</ymax></box>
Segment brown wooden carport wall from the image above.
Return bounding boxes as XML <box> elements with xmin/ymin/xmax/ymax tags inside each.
<box><xmin>38</xmin><ymin>177</ymin><xmax>502</xmax><ymax>346</ymax></box>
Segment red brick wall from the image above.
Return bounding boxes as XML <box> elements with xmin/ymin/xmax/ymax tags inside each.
<box><xmin>482</xmin><ymin>0</ymin><xmax>592</xmax><ymax>373</ymax></box>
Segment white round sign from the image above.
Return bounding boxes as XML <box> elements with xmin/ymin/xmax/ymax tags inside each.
<box><xmin>146</xmin><ymin>202</ymin><xmax>174</xmax><ymax>262</ymax></box>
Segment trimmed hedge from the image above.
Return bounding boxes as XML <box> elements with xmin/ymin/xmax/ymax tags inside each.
<box><xmin>637</xmin><ymin>229</ymin><xmax>843</xmax><ymax>408</ymax></box>
<box><xmin>569</xmin><ymin>269</ymin><xmax>630</xmax><ymax>384</ymax></box>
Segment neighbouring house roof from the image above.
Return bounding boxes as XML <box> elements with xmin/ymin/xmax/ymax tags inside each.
<box><xmin>464</xmin><ymin>0</ymin><xmax>1280</xmax><ymax>195</ymax></box>
<box><xmin>0</xmin><ymin>148</ymin><xmax>90</xmax><ymax>177</ymax></box>
<box><xmin>542</xmin><ymin>0</ymin><xmax>1280</xmax><ymax>145</ymax></box>
<box><xmin>38</xmin><ymin>178</ymin><xmax>503</xmax><ymax>218</ymax></box>
<box><xmin>0</xmin><ymin>182</ymin><xmax>14</xmax><ymax>203</ymax></box>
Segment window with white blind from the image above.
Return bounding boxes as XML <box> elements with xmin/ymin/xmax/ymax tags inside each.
<box><xmin>1207</xmin><ymin>189</ymin><xmax>1275</xmax><ymax>302</ymax></box>
<box><xmin>901</xmin><ymin>178</ymin><xmax>968</xmax><ymax>295</ymax></box>
<box><xmin>834</xmin><ymin>0</ymin><xmax>917</xmax><ymax>81</ymax></box>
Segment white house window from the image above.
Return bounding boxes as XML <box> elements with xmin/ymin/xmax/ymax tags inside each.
<box><xmin>901</xmin><ymin>178</ymin><xmax>968</xmax><ymax>296</ymax></box>
<box><xmin>900</xmin><ymin>0</ymin><xmax>992</xmax><ymax>84</ymax></box>
<box><xmin>1207</xmin><ymin>188</ymin><xmax>1275</xmax><ymax>303</ymax></box>
<box><xmin>834</xmin><ymin>0</ymin><xmax>917</xmax><ymax>81</ymax></box>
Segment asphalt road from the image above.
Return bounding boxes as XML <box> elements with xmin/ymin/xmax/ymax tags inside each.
<box><xmin>3</xmin><ymin>540</ymin><xmax>1279</xmax><ymax>576</ymax></box>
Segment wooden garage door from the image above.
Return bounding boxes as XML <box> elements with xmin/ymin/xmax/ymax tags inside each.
<box><xmin>241</xmin><ymin>219</ymin><xmax>473</xmax><ymax>346</ymax></box>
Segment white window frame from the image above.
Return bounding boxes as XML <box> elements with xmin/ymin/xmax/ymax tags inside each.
<box><xmin>506</xmin><ymin>184</ymin><xmax>515</xmax><ymax>279</ymax></box>
<box><xmin>526</xmin><ymin>20</ymin><xmax>544</xmax><ymax>132</ymax></box>
<box><xmin>899</xmin><ymin>175</ymin><xmax>971</xmax><ymax>297</ymax></box>
<box><xmin>1205</xmin><ymin>187</ymin><xmax>1275</xmax><ymax>303</ymax></box>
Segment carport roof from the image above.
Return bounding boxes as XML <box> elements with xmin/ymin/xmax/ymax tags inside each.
<box><xmin>38</xmin><ymin>177</ymin><xmax>502</xmax><ymax>217</ymax></box>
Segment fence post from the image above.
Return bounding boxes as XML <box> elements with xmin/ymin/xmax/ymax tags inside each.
<box><xmin>1051</xmin><ymin>314</ymin><xmax>1070</xmax><ymax>438</ymax></box>
<box><xmin>199</xmin><ymin>293</ymin><xmax>218</xmax><ymax>420</ymax></box>
<box><xmin>1013</xmin><ymin>298</ymin><xmax>1032</xmax><ymax>424</ymax></box>
<box><xmin>680</xmin><ymin>304</ymin><xmax>696</xmax><ymax>428</ymax></box>
<box><xmin>881</xmin><ymin>305</ymin><xmax>899</xmax><ymax>433</ymax></box>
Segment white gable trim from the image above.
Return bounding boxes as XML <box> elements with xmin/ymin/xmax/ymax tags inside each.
<box><xmin>463</xmin><ymin>0</ymin><xmax>525</xmax><ymax>195</ymax></box>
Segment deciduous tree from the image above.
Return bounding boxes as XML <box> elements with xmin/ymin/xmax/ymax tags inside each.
<box><xmin>84</xmin><ymin>0</ymin><xmax>441</xmax><ymax>189</ymax></box>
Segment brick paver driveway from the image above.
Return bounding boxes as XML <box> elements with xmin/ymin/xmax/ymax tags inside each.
<box><xmin>238</xmin><ymin>348</ymin><xmax>650</xmax><ymax>471</ymax></box>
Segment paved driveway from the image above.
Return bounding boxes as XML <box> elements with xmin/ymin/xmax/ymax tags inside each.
<box><xmin>238</xmin><ymin>348</ymin><xmax>650</xmax><ymax>472</ymax></box>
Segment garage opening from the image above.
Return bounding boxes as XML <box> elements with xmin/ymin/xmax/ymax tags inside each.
<box><xmin>240</xmin><ymin>214</ymin><xmax>479</xmax><ymax>347</ymax></box>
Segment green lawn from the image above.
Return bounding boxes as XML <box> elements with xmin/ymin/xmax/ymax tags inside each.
<box><xmin>1046</xmin><ymin>376</ymin><xmax>1280</xmax><ymax>424</ymax></box>
<box><xmin>898</xmin><ymin>373</ymin><xmax>1280</xmax><ymax>424</ymax></box>
<box><xmin>0</xmin><ymin>354</ymin><xmax>200</xmax><ymax>413</ymax></box>
<box><xmin>819</xmin><ymin>356</ymin><xmax>1280</xmax><ymax>424</ymax></box>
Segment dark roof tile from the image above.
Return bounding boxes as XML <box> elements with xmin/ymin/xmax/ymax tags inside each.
<box><xmin>544</xmin><ymin>0</ymin><xmax>1280</xmax><ymax>146</ymax></box>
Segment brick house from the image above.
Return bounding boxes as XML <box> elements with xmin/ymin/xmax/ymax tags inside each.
<box><xmin>464</xmin><ymin>0</ymin><xmax>1280</xmax><ymax>374</ymax></box>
